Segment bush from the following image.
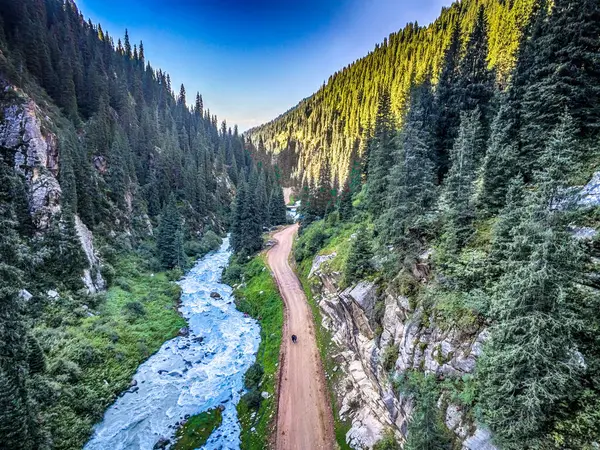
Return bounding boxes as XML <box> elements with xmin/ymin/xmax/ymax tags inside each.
<box><xmin>184</xmin><ymin>240</ymin><xmax>204</xmax><ymax>257</ymax></box>
<box><xmin>242</xmin><ymin>389</ymin><xmax>263</xmax><ymax>410</ymax></box>
<box><xmin>166</xmin><ymin>267</ymin><xmax>184</xmax><ymax>281</ymax></box>
<box><xmin>382</xmin><ymin>344</ymin><xmax>399</xmax><ymax>372</ymax></box>
<box><xmin>123</xmin><ymin>301</ymin><xmax>146</xmax><ymax>319</ymax></box>
<box><xmin>115</xmin><ymin>277</ymin><xmax>132</xmax><ymax>291</ymax></box>
<box><xmin>49</xmin><ymin>359</ymin><xmax>82</xmax><ymax>383</ymax></box>
<box><xmin>222</xmin><ymin>260</ymin><xmax>244</xmax><ymax>285</ymax></box>
<box><xmin>373</xmin><ymin>431</ymin><xmax>400</xmax><ymax>450</ymax></box>
<box><xmin>244</xmin><ymin>363</ymin><xmax>264</xmax><ymax>390</ymax></box>
<box><xmin>201</xmin><ymin>230</ymin><xmax>222</xmax><ymax>252</ymax></box>
<box><xmin>101</xmin><ymin>262</ymin><xmax>116</xmax><ymax>285</ymax></box>
<box><xmin>294</xmin><ymin>222</ymin><xmax>328</xmax><ymax>262</ymax></box>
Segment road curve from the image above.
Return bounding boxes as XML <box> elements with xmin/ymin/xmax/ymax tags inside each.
<box><xmin>267</xmin><ymin>224</ymin><xmax>335</xmax><ymax>450</ymax></box>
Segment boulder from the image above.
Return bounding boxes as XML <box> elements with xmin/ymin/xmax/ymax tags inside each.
<box><xmin>153</xmin><ymin>437</ymin><xmax>170</xmax><ymax>449</ymax></box>
<box><xmin>210</xmin><ymin>292</ymin><xmax>222</xmax><ymax>298</ymax></box>
<box><xmin>19</xmin><ymin>289</ymin><xmax>33</xmax><ymax>301</ymax></box>
<box><xmin>578</xmin><ymin>171</ymin><xmax>600</xmax><ymax>207</ymax></box>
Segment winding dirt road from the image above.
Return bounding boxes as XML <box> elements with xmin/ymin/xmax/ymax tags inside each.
<box><xmin>267</xmin><ymin>224</ymin><xmax>335</xmax><ymax>450</ymax></box>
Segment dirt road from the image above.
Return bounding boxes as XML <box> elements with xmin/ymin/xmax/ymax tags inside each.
<box><xmin>267</xmin><ymin>224</ymin><xmax>335</xmax><ymax>450</ymax></box>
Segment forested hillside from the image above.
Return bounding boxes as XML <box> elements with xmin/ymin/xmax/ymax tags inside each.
<box><xmin>265</xmin><ymin>0</ymin><xmax>600</xmax><ymax>448</ymax></box>
<box><xmin>249</xmin><ymin>0</ymin><xmax>536</xmax><ymax>185</ymax></box>
<box><xmin>0</xmin><ymin>0</ymin><xmax>285</xmax><ymax>448</ymax></box>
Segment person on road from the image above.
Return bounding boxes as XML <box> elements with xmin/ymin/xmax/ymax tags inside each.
<box><xmin>291</xmin><ymin>334</ymin><xmax>297</xmax><ymax>343</ymax></box>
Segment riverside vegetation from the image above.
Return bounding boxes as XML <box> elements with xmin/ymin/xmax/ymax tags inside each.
<box><xmin>0</xmin><ymin>0</ymin><xmax>286</xmax><ymax>448</ymax></box>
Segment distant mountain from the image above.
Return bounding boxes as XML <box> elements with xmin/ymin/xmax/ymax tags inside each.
<box><xmin>248</xmin><ymin>0</ymin><xmax>536</xmax><ymax>185</ymax></box>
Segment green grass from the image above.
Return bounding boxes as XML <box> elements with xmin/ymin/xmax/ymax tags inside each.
<box><xmin>232</xmin><ymin>256</ymin><xmax>284</xmax><ymax>450</ymax></box>
<box><xmin>172</xmin><ymin>408</ymin><xmax>223</xmax><ymax>450</ymax></box>
<box><xmin>36</xmin><ymin>252</ymin><xmax>187</xmax><ymax>449</ymax></box>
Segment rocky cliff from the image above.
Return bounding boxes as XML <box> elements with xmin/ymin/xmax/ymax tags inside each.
<box><xmin>307</xmin><ymin>254</ymin><xmax>495</xmax><ymax>450</ymax></box>
<box><xmin>0</xmin><ymin>84</ymin><xmax>105</xmax><ymax>292</ymax></box>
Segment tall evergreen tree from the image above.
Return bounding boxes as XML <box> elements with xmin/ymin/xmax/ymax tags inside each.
<box><xmin>519</xmin><ymin>0</ymin><xmax>600</xmax><ymax>172</ymax></box>
<box><xmin>478</xmin><ymin>112</ymin><xmax>584</xmax><ymax>449</ymax></box>
<box><xmin>456</xmin><ymin>6</ymin><xmax>495</xmax><ymax>129</ymax></box>
<box><xmin>439</xmin><ymin>109</ymin><xmax>485</xmax><ymax>256</ymax></box>
<box><xmin>377</xmin><ymin>81</ymin><xmax>437</xmax><ymax>259</ymax></box>
<box><xmin>337</xmin><ymin>179</ymin><xmax>353</xmax><ymax>222</ymax></box>
<box><xmin>365</xmin><ymin>89</ymin><xmax>396</xmax><ymax>215</ymax></box>
<box><xmin>434</xmin><ymin>25</ymin><xmax>461</xmax><ymax>180</ymax></box>
<box><xmin>268</xmin><ymin>186</ymin><xmax>287</xmax><ymax>227</ymax></box>
<box><xmin>344</xmin><ymin>225</ymin><xmax>374</xmax><ymax>286</ymax></box>
<box><xmin>156</xmin><ymin>195</ymin><xmax>186</xmax><ymax>269</ymax></box>
<box><xmin>404</xmin><ymin>376</ymin><xmax>453</xmax><ymax>450</ymax></box>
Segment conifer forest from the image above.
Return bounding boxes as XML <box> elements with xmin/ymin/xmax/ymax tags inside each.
<box><xmin>1</xmin><ymin>0</ymin><xmax>600</xmax><ymax>449</ymax></box>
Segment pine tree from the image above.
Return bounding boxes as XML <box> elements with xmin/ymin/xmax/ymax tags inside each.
<box><xmin>0</xmin><ymin>159</ymin><xmax>34</xmax><ymax>449</ymax></box>
<box><xmin>404</xmin><ymin>376</ymin><xmax>453</xmax><ymax>450</ymax></box>
<box><xmin>338</xmin><ymin>179</ymin><xmax>353</xmax><ymax>221</ymax></box>
<box><xmin>365</xmin><ymin>89</ymin><xmax>396</xmax><ymax>215</ymax></box>
<box><xmin>42</xmin><ymin>214</ymin><xmax>87</xmax><ymax>291</ymax></box>
<box><xmin>439</xmin><ymin>109</ymin><xmax>484</xmax><ymax>255</ymax></box>
<box><xmin>519</xmin><ymin>0</ymin><xmax>600</xmax><ymax>171</ymax></box>
<box><xmin>256</xmin><ymin>170</ymin><xmax>269</xmax><ymax>228</ymax></box>
<box><xmin>0</xmin><ymin>368</ymin><xmax>31</xmax><ymax>450</ymax></box>
<box><xmin>156</xmin><ymin>195</ymin><xmax>186</xmax><ymax>269</ymax></box>
<box><xmin>478</xmin><ymin>95</ymin><xmax>520</xmax><ymax>214</ymax></box>
<box><xmin>27</xmin><ymin>335</ymin><xmax>46</xmax><ymax>375</ymax></box>
<box><xmin>195</xmin><ymin>92</ymin><xmax>203</xmax><ymax>117</ymax></box>
<box><xmin>58</xmin><ymin>130</ymin><xmax>78</xmax><ymax>213</ymax></box>
<box><xmin>230</xmin><ymin>178</ymin><xmax>247</xmax><ymax>253</ymax></box>
<box><xmin>377</xmin><ymin>81</ymin><xmax>437</xmax><ymax>258</ymax></box>
<box><xmin>268</xmin><ymin>187</ymin><xmax>287</xmax><ymax>226</ymax></box>
<box><xmin>124</xmin><ymin>29</ymin><xmax>131</xmax><ymax>59</ymax></box>
<box><xmin>313</xmin><ymin>158</ymin><xmax>334</xmax><ymax>218</ymax></box>
<box><xmin>344</xmin><ymin>225</ymin><xmax>374</xmax><ymax>286</ymax></box>
<box><xmin>478</xmin><ymin>112</ymin><xmax>584</xmax><ymax>449</ymax></box>
<box><xmin>434</xmin><ymin>25</ymin><xmax>461</xmax><ymax>180</ymax></box>
<box><xmin>456</xmin><ymin>6</ymin><xmax>495</xmax><ymax>129</ymax></box>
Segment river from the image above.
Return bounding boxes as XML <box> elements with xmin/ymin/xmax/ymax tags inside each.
<box><xmin>85</xmin><ymin>237</ymin><xmax>261</xmax><ymax>450</ymax></box>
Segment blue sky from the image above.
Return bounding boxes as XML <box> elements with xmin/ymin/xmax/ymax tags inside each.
<box><xmin>75</xmin><ymin>0</ymin><xmax>452</xmax><ymax>131</ymax></box>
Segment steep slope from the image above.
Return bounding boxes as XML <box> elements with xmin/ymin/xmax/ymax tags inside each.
<box><xmin>0</xmin><ymin>1</ymin><xmax>283</xmax><ymax>449</ymax></box>
<box><xmin>248</xmin><ymin>0</ymin><xmax>536</xmax><ymax>186</ymax></box>
<box><xmin>256</xmin><ymin>0</ymin><xmax>600</xmax><ymax>448</ymax></box>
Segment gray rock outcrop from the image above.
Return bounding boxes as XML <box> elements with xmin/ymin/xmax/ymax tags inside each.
<box><xmin>74</xmin><ymin>215</ymin><xmax>106</xmax><ymax>293</ymax></box>
<box><xmin>0</xmin><ymin>96</ymin><xmax>61</xmax><ymax>229</ymax></box>
<box><xmin>308</xmin><ymin>252</ymin><xmax>494</xmax><ymax>449</ymax></box>
<box><xmin>1</xmin><ymin>86</ymin><xmax>106</xmax><ymax>293</ymax></box>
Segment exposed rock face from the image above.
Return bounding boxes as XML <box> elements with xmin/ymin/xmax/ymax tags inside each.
<box><xmin>308</xmin><ymin>253</ymin><xmax>495</xmax><ymax>450</ymax></box>
<box><xmin>0</xmin><ymin>96</ymin><xmax>61</xmax><ymax>229</ymax></box>
<box><xmin>74</xmin><ymin>215</ymin><xmax>106</xmax><ymax>293</ymax></box>
<box><xmin>579</xmin><ymin>171</ymin><xmax>600</xmax><ymax>207</ymax></box>
<box><xmin>1</xmin><ymin>86</ymin><xmax>106</xmax><ymax>293</ymax></box>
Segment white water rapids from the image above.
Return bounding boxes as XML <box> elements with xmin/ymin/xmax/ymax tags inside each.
<box><xmin>85</xmin><ymin>237</ymin><xmax>260</xmax><ymax>450</ymax></box>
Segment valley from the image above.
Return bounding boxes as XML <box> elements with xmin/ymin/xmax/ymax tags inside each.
<box><xmin>1</xmin><ymin>0</ymin><xmax>600</xmax><ymax>449</ymax></box>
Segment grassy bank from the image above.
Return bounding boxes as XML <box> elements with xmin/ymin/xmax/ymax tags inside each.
<box><xmin>172</xmin><ymin>407</ymin><xmax>223</xmax><ymax>450</ymax></box>
<box><xmin>225</xmin><ymin>256</ymin><xmax>283</xmax><ymax>450</ymax></box>
<box><xmin>34</xmin><ymin>235</ymin><xmax>223</xmax><ymax>449</ymax></box>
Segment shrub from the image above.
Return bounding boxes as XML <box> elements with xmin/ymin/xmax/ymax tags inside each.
<box><xmin>242</xmin><ymin>389</ymin><xmax>262</xmax><ymax>410</ymax></box>
<box><xmin>123</xmin><ymin>301</ymin><xmax>146</xmax><ymax>319</ymax></box>
<box><xmin>244</xmin><ymin>363</ymin><xmax>264</xmax><ymax>390</ymax></box>
<box><xmin>373</xmin><ymin>431</ymin><xmax>400</xmax><ymax>450</ymax></box>
<box><xmin>294</xmin><ymin>222</ymin><xmax>328</xmax><ymax>262</ymax></box>
<box><xmin>382</xmin><ymin>344</ymin><xmax>399</xmax><ymax>372</ymax></box>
